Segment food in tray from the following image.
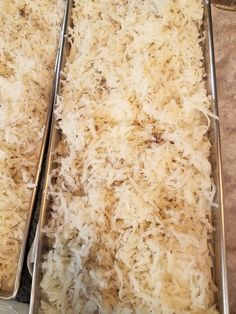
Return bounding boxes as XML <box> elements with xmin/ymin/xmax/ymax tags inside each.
<box><xmin>0</xmin><ymin>0</ymin><xmax>64</xmax><ymax>291</ymax></box>
<box><xmin>40</xmin><ymin>0</ymin><xmax>218</xmax><ymax>312</ymax></box>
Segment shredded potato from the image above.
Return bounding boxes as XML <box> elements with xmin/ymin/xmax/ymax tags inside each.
<box><xmin>0</xmin><ymin>0</ymin><xmax>64</xmax><ymax>291</ymax></box>
<box><xmin>40</xmin><ymin>0</ymin><xmax>218</xmax><ymax>313</ymax></box>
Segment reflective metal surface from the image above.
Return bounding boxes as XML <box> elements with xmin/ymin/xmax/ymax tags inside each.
<box><xmin>205</xmin><ymin>1</ymin><xmax>229</xmax><ymax>312</ymax></box>
<box><xmin>30</xmin><ymin>1</ymin><xmax>72</xmax><ymax>311</ymax></box>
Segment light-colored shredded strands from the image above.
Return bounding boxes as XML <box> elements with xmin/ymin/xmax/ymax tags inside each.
<box><xmin>0</xmin><ymin>0</ymin><xmax>64</xmax><ymax>291</ymax></box>
<box><xmin>40</xmin><ymin>0</ymin><xmax>218</xmax><ymax>313</ymax></box>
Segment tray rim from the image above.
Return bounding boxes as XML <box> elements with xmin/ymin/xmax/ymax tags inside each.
<box><xmin>205</xmin><ymin>0</ymin><xmax>229</xmax><ymax>312</ymax></box>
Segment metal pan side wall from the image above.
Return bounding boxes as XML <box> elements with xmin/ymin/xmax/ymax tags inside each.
<box><xmin>29</xmin><ymin>0</ymin><xmax>73</xmax><ymax>312</ymax></box>
<box><xmin>204</xmin><ymin>1</ymin><xmax>229</xmax><ymax>312</ymax></box>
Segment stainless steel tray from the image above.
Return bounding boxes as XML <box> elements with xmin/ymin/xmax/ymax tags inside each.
<box><xmin>0</xmin><ymin>1</ymin><xmax>68</xmax><ymax>301</ymax></box>
<box><xmin>204</xmin><ymin>1</ymin><xmax>229</xmax><ymax>312</ymax></box>
<box><xmin>29</xmin><ymin>1</ymin><xmax>229</xmax><ymax>312</ymax></box>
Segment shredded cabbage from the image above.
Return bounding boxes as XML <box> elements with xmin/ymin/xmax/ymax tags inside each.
<box><xmin>40</xmin><ymin>0</ymin><xmax>218</xmax><ymax>313</ymax></box>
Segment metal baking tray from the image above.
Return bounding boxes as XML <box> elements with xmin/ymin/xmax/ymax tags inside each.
<box><xmin>0</xmin><ymin>1</ymin><xmax>68</xmax><ymax>301</ymax></box>
<box><xmin>29</xmin><ymin>0</ymin><xmax>229</xmax><ymax>312</ymax></box>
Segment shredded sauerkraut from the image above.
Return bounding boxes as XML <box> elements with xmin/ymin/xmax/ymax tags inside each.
<box><xmin>0</xmin><ymin>0</ymin><xmax>64</xmax><ymax>291</ymax></box>
<box><xmin>40</xmin><ymin>0</ymin><xmax>218</xmax><ymax>313</ymax></box>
